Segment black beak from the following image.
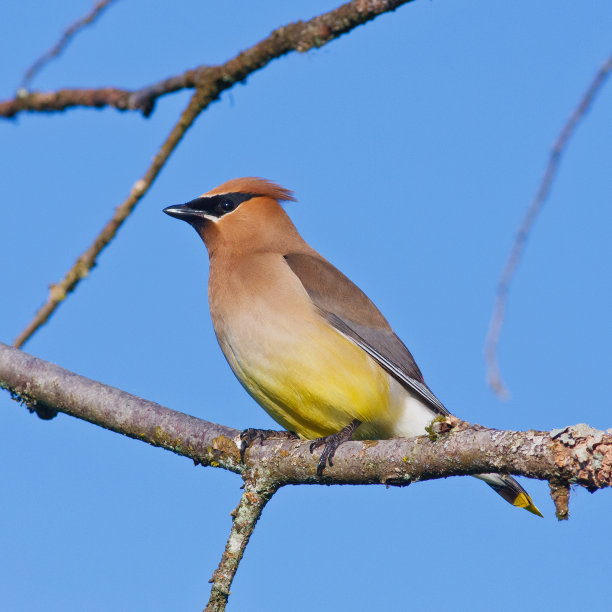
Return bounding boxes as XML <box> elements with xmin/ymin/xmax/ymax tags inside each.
<box><xmin>163</xmin><ymin>203</ymin><xmax>192</xmax><ymax>220</ymax></box>
<box><xmin>162</xmin><ymin>202</ymin><xmax>207</xmax><ymax>227</ymax></box>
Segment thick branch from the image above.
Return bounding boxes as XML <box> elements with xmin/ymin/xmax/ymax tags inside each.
<box><xmin>4</xmin><ymin>342</ymin><xmax>610</xmax><ymax>609</ymax></box>
<box><xmin>2</xmin><ymin>342</ymin><xmax>611</xmax><ymax>494</ymax></box>
<box><xmin>0</xmin><ymin>341</ymin><xmax>241</xmax><ymax>473</ymax></box>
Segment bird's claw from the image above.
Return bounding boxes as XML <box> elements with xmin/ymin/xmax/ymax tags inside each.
<box><xmin>239</xmin><ymin>428</ymin><xmax>298</xmax><ymax>462</ymax></box>
<box><xmin>310</xmin><ymin>434</ymin><xmax>343</xmax><ymax>476</ymax></box>
<box><xmin>309</xmin><ymin>419</ymin><xmax>361</xmax><ymax>477</ymax></box>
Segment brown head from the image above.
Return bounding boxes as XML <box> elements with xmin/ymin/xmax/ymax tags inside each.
<box><xmin>163</xmin><ymin>177</ymin><xmax>304</xmax><ymax>256</ymax></box>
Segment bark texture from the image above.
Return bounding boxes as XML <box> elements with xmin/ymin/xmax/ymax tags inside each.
<box><xmin>2</xmin><ymin>341</ymin><xmax>611</xmax><ymax>612</ymax></box>
<box><xmin>205</xmin><ymin>481</ymin><xmax>277</xmax><ymax>611</ymax></box>
<box><xmin>2</xmin><ymin>341</ymin><xmax>610</xmax><ymax>493</ymax></box>
<box><xmin>1</xmin><ymin>0</ymin><xmax>415</xmax><ymax>119</ymax></box>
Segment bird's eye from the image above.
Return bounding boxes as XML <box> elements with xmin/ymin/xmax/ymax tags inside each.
<box><xmin>220</xmin><ymin>198</ymin><xmax>236</xmax><ymax>213</ymax></box>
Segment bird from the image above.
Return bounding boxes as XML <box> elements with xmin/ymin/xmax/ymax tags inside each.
<box><xmin>163</xmin><ymin>177</ymin><xmax>542</xmax><ymax>516</ymax></box>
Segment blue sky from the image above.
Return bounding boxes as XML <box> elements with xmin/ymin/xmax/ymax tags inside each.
<box><xmin>1</xmin><ymin>1</ymin><xmax>611</xmax><ymax>610</ymax></box>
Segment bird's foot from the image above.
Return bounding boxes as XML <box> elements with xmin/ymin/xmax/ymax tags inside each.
<box><xmin>239</xmin><ymin>428</ymin><xmax>298</xmax><ymax>462</ymax></box>
<box><xmin>309</xmin><ymin>419</ymin><xmax>362</xmax><ymax>477</ymax></box>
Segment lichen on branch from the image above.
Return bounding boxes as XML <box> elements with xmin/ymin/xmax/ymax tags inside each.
<box><xmin>1</xmin><ymin>341</ymin><xmax>611</xmax><ymax>497</ymax></box>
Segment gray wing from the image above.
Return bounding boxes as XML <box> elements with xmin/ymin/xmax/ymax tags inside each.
<box><xmin>283</xmin><ymin>253</ymin><xmax>449</xmax><ymax>416</ymax></box>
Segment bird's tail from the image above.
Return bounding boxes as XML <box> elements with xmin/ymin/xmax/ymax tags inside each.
<box><xmin>474</xmin><ymin>473</ymin><xmax>543</xmax><ymax>517</ymax></box>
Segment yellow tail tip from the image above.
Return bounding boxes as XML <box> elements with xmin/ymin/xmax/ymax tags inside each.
<box><xmin>513</xmin><ymin>492</ymin><xmax>544</xmax><ymax>517</ymax></box>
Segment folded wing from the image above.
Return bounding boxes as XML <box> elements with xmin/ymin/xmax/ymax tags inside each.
<box><xmin>283</xmin><ymin>253</ymin><xmax>448</xmax><ymax>416</ymax></box>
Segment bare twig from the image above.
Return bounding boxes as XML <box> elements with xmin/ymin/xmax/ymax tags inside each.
<box><xmin>485</xmin><ymin>53</ymin><xmax>612</xmax><ymax>397</ymax></box>
<box><xmin>12</xmin><ymin>0</ymin><xmax>417</xmax><ymax>348</ymax></box>
<box><xmin>2</xmin><ymin>86</ymin><xmax>150</xmax><ymax>118</ymax></box>
<box><xmin>206</xmin><ymin>481</ymin><xmax>278</xmax><ymax>612</ymax></box>
<box><xmin>19</xmin><ymin>0</ymin><xmax>118</xmax><ymax>92</ymax></box>
<box><xmin>12</xmin><ymin>92</ymin><xmax>204</xmax><ymax>348</ymax></box>
<box><xmin>1</xmin><ymin>70</ymin><xmax>209</xmax><ymax>119</ymax></box>
<box><xmin>2</xmin><ymin>0</ymin><xmax>414</xmax><ymax>120</ymax></box>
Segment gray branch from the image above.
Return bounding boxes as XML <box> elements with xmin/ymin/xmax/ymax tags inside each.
<box><xmin>2</xmin><ymin>341</ymin><xmax>611</xmax><ymax>493</ymax></box>
<box><xmin>2</xmin><ymin>340</ymin><xmax>611</xmax><ymax>611</ymax></box>
<box><xmin>205</xmin><ymin>480</ymin><xmax>277</xmax><ymax>611</ymax></box>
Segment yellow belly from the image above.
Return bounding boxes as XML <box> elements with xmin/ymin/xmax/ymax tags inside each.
<box><xmin>221</xmin><ymin>317</ymin><xmax>391</xmax><ymax>439</ymax></box>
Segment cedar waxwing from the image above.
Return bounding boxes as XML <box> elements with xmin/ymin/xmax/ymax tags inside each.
<box><xmin>163</xmin><ymin>177</ymin><xmax>542</xmax><ymax>516</ymax></box>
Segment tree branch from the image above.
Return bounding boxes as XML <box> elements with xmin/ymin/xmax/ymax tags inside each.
<box><xmin>19</xmin><ymin>0</ymin><xmax>118</xmax><ymax>92</ymax></box>
<box><xmin>206</xmin><ymin>480</ymin><xmax>277</xmax><ymax>612</ymax></box>
<box><xmin>2</xmin><ymin>0</ymin><xmax>415</xmax><ymax>120</ymax></box>
<box><xmin>10</xmin><ymin>0</ymin><xmax>417</xmax><ymax>349</ymax></box>
<box><xmin>2</xmin><ymin>340</ymin><xmax>611</xmax><ymax>609</ymax></box>
<box><xmin>485</xmin><ymin>52</ymin><xmax>612</xmax><ymax>397</ymax></box>
<box><xmin>2</xmin><ymin>72</ymin><xmax>207</xmax><ymax>119</ymax></box>
<box><xmin>2</xmin><ymin>341</ymin><xmax>611</xmax><ymax>494</ymax></box>
<box><xmin>12</xmin><ymin>91</ymin><xmax>204</xmax><ymax>348</ymax></box>
<box><xmin>0</xmin><ymin>341</ymin><xmax>242</xmax><ymax>472</ymax></box>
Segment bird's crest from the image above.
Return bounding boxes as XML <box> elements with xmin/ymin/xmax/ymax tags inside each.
<box><xmin>203</xmin><ymin>177</ymin><xmax>296</xmax><ymax>203</ymax></box>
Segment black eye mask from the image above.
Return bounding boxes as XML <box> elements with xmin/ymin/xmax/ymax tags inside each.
<box><xmin>183</xmin><ymin>192</ymin><xmax>257</xmax><ymax>218</ymax></box>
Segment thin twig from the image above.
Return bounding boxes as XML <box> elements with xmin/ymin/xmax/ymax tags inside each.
<box><xmin>485</xmin><ymin>53</ymin><xmax>612</xmax><ymax>397</ymax></box>
<box><xmin>1</xmin><ymin>69</ymin><xmax>209</xmax><ymax>119</ymax></box>
<box><xmin>13</xmin><ymin>91</ymin><xmax>204</xmax><ymax>348</ymax></box>
<box><xmin>12</xmin><ymin>0</ymin><xmax>417</xmax><ymax>348</ymax></box>
<box><xmin>19</xmin><ymin>0</ymin><xmax>118</xmax><ymax>92</ymax></box>
<box><xmin>206</xmin><ymin>481</ymin><xmax>278</xmax><ymax>612</ymax></box>
<box><xmin>2</xmin><ymin>0</ymin><xmax>415</xmax><ymax>119</ymax></box>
